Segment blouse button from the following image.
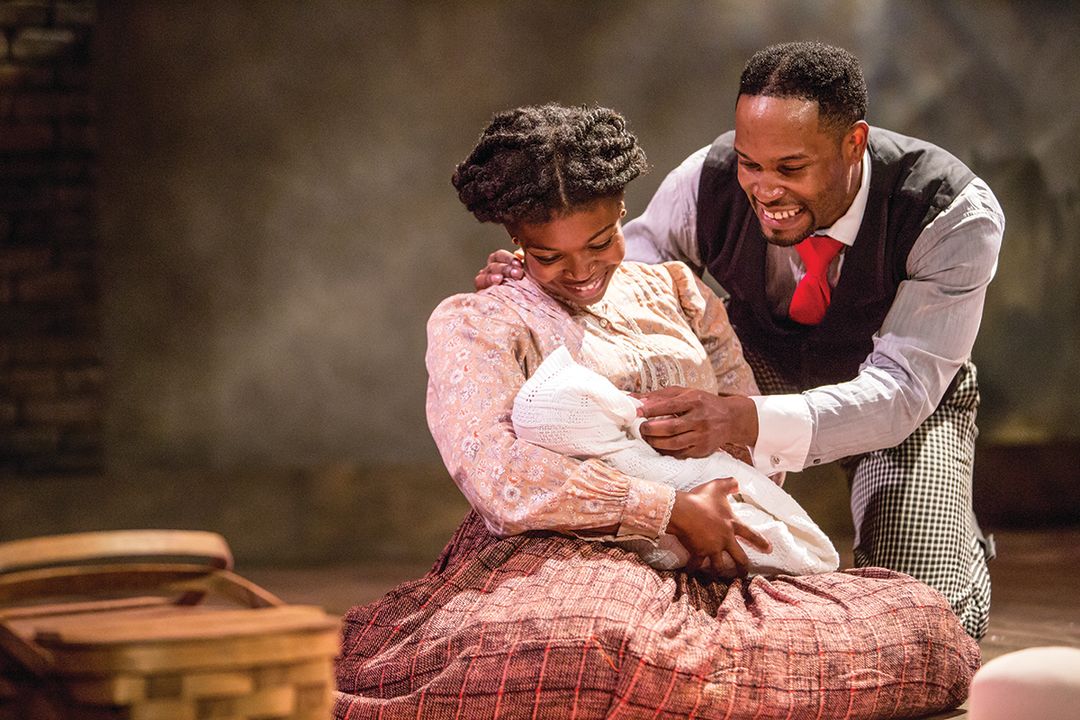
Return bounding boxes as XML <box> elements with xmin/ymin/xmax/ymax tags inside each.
<box><xmin>599</xmin><ymin>318</ymin><xmax>609</xmax><ymax>328</ymax></box>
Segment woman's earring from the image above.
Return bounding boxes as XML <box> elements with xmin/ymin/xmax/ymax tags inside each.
<box><xmin>510</xmin><ymin>237</ymin><xmax>525</xmax><ymax>264</ymax></box>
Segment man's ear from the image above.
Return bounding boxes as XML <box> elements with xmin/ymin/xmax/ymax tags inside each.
<box><xmin>844</xmin><ymin>121</ymin><xmax>870</xmax><ymax>164</ymax></box>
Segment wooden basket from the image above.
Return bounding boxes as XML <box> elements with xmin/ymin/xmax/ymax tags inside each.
<box><xmin>0</xmin><ymin>530</ymin><xmax>339</xmax><ymax>720</ymax></box>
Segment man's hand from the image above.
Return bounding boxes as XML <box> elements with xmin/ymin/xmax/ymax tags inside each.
<box><xmin>638</xmin><ymin>386</ymin><xmax>758</xmax><ymax>458</ymax></box>
<box><xmin>666</xmin><ymin>477</ymin><xmax>772</xmax><ymax>578</ymax></box>
<box><xmin>474</xmin><ymin>249</ymin><xmax>524</xmax><ymax>291</ymax></box>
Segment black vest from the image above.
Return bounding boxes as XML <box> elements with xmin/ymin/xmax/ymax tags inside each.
<box><xmin>696</xmin><ymin>127</ymin><xmax>974</xmax><ymax>390</ymax></box>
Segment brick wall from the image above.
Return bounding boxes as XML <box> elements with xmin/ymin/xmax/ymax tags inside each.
<box><xmin>0</xmin><ymin>1</ymin><xmax>100</xmax><ymax>476</ymax></box>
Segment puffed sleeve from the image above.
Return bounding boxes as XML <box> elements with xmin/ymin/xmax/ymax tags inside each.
<box><xmin>425</xmin><ymin>291</ymin><xmax>675</xmax><ymax>540</ymax></box>
<box><xmin>661</xmin><ymin>261</ymin><xmax>759</xmax><ymax>396</ymax></box>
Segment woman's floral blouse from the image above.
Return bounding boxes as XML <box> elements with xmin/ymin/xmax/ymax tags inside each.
<box><xmin>425</xmin><ymin>261</ymin><xmax>758</xmax><ymax>542</ymax></box>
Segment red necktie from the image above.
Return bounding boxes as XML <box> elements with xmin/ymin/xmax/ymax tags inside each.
<box><xmin>788</xmin><ymin>235</ymin><xmax>844</xmax><ymax>325</ymax></box>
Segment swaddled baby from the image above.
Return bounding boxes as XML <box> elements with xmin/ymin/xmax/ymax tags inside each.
<box><xmin>512</xmin><ymin>346</ymin><xmax>838</xmax><ymax>575</ymax></box>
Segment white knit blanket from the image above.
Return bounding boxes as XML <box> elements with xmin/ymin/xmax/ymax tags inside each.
<box><xmin>511</xmin><ymin>346</ymin><xmax>839</xmax><ymax>576</ymax></box>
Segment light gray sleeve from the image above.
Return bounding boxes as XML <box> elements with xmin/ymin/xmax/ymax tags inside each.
<box><xmin>622</xmin><ymin>146</ymin><xmax>710</xmax><ymax>270</ymax></box>
<box><xmin>803</xmin><ymin>177</ymin><xmax>1005</xmax><ymax>465</ymax></box>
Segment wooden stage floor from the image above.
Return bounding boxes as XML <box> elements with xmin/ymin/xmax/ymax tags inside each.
<box><xmin>246</xmin><ymin>527</ymin><xmax>1080</xmax><ymax>719</ymax></box>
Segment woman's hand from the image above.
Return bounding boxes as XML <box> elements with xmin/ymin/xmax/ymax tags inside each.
<box><xmin>666</xmin><ymin>477</ymin><xmax>772</xmax><ymax>578</ymax></box>
<box><xmin>474</xmin><ymin>249</ymin><xmax>524</xmax><ymax>291</ymax></box>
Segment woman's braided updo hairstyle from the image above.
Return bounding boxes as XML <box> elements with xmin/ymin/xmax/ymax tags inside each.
<box><xmin>452</xmin><ymin>103</ymin><xmax>647</xmax><ymax>225</ymax></box>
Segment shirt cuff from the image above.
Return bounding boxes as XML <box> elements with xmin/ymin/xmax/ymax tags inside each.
<box><xmin>750</xmin><ymin>394</ymin><xmax>813</xmax><ymax>473</ymax></box>
<box><xmin>617</xmin><ymin>477</ymin><xmax>676</xmax><ymax>540</ymax></box>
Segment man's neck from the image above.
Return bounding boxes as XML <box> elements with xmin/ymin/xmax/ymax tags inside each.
<box><xmin>814</xmin><ymin>149</ymin><xmax>871</xmax><ymax>246</ymax></box>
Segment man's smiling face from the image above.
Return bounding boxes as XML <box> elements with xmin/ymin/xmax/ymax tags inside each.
<box><xmin>734</xmin><ymin>94</ymin><xmax>866</xmax><ymax>246</ymax></box>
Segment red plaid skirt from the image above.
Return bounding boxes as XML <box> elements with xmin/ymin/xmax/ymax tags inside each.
<box><xmin>335</xmin><ymin>511</ymin><xmax>978</xmax><ymax>719</ymax></box>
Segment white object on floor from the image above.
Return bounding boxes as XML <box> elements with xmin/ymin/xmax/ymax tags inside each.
<box><xmin>511</xmin><ymin>346</ymin><xmax>838</xmax><ymax>575</ymax></box>
<box><xmin>968</xmin><ymin>646</ymin><xmax>1080</xmax><ymax>720</ymax></box>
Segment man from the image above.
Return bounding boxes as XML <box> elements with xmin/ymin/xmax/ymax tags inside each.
<box><xmin>476</xmin><ymin>42</ymin><xmax>1003</xmax><ymax>639</ymax></box>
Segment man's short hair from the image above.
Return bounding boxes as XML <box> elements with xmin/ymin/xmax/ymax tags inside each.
<box><xmin>739</xmin><ymin>42</ymin><xmax>868</xmax><ymax>131</ymax></box>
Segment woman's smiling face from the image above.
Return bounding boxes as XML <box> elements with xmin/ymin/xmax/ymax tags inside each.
<box><xmin>508</xmin><ymin>196</ymin><xmax>626</xmax><ymax>306</ymax></box>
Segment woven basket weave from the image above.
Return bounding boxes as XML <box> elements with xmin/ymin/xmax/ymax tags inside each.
<box><xmin>0</xmin><ymin>530</ymin><xmax>339</xmax><ymax>720</ymax></box>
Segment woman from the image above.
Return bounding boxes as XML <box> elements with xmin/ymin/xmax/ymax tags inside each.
<box><xmin>334</xmin><ymin>104</ymin><xmax>977</xmax><ymax>719</ymax></box>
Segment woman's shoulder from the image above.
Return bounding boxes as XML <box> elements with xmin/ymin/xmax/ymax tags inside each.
<box><xmin>615</xmin><ymin>261</ymin><xmax>722</xmax><ymax>319</ymax></box>
<box><xmin>619</xmin><ymin>259</ymin><xmax>697</xmax><ymax>279</ymax></box>
<box><xmin>616</xmin><ymin>260</ymin><xmax>703</xmax><ymax>294</ymax></box>
<box><xmin>428</xmin><ymin>279</ymin><xmax>547</xmax><ymax>331</ymax></box>
<box><xmin>430</xmin><ymin>289</ymin><xmax>511</xmax><ymax>326</ymax></box>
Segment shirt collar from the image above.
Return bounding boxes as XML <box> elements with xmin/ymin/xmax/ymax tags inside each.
<box><xmin>814</xmin><ymin>148</ymin><xmax>870</xmax><ymax>247</ymax></box>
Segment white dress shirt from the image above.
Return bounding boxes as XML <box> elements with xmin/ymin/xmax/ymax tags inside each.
<box><xmin>623</xmin><ymin>140</ymin><xmax>1005</xmax><ymax>472</ymax></box>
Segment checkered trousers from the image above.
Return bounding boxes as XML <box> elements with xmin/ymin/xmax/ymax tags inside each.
<box><xmin>744</xmin><ymin>348</ymin><xmax>992</xmax><ymax>640</ymax></box>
